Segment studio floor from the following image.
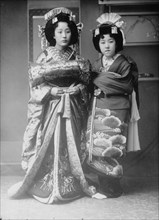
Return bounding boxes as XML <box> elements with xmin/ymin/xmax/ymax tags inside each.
<box><xmin>1</xmin><ymin>174</ymin><xmax>158</xmax><ymax>220</ymax></box>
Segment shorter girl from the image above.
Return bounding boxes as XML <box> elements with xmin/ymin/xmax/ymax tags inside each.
<box><xmin>85</xmin><ymin>13</ymin><xmax>140</xmax><ymax>198</ymax></box>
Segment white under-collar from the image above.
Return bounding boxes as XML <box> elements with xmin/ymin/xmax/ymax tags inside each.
<box><xmin>102</xmin><ymin>53</ymin><xmax>120</xmax><ymax>70</ymax></box>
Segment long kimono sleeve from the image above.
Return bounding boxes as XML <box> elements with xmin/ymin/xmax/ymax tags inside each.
<box><xmin>21</xmin><ymin>52</ymin><xmax>52</xmax><ymax>168</ymax></box>
<box><xmin>94</xmin><ymin>62</ymin><xmax>133</xmax><ymax>96</ymax></box>
<box><xmin>29</xmin><ymin>83</ymin><xmax>52</xmax><ymax>104</ymax></box>
<box><xmin>130</xmin><ymin>59</ymin><xmax>139</xmax><ymax>108</ymax></box>
<box><xmin>28</xmin><ymin>52</ymin><xmax>52</xmax><ymax>104</ymax></box>
<box><xmin>124</xmin><ymin>55</ymin><xmax>139</xmax><ymax>108</ymax></box>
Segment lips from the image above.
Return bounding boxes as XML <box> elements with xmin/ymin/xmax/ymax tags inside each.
<box><xmin>62</xmin><ymin>40</ymin><xmax>67</xmax><ymax>43</ymax></box>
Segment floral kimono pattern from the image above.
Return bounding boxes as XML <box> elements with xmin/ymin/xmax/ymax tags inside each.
<box><xmin>86</xmin><ymin>54</ymin><xmax>139</xmax><ymax>178</ymax></box>
<box><xmin>8</xmin><ymin>47</ymin><xmax>96</xmax><ymax>203</ymax></box>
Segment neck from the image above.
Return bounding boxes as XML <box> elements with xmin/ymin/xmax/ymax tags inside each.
<box><xmin>104</xmin><ymin>53</ymin><xmax>119</xmax><ymax>60</ymax></box>
<box><xmin>55</xmin><ymin>45</ymin><xmax>67</xmax><ymax>52</ymax></box>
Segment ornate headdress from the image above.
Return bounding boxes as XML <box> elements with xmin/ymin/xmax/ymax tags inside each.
<box><xmin>94</xmin><ymin>13</ymin><xmax>126</xmax><ymax>44</ymax></box>
<box><xmin>44</xmin><ymin>7</ymin><xmax>76</xmax><ymax>23</ymax></box>
<box><xmin>38</xmin><ymin>7</ymin><xmax>83</xmax><ymax>50</ymax></box>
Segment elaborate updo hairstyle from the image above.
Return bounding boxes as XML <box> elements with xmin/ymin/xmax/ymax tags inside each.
<box><xmin>92</xmin><ymin>23</ymin><xmax>124</xmax><ymax>53</ymax></box>
<box><xmin>44</xmin><ymin>12</ymin><xmax>79</xmax><ymax>46</ymax></box>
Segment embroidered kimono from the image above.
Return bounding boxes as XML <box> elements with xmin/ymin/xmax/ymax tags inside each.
<box><xmin>85</xmin><ymin>54</ymin><xmax>140</xmax><ymax>184</ymax></box>
<box><xmin>8</xmin><ymin>46</ymin><xmax>96</xmax><ymax>203</ymax></box>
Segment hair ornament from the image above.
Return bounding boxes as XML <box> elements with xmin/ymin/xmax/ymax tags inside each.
<box><xmin>44</xmin><ymin>7</ymin><xmax>76</xmax><ymax>22</ymax></box>
<box><xmin>115</xmin><ymin>20</ymin><xmax>125</xmax><ymax>29</ymax></box>
<box><xmin>52</xmin><ymin>17</ymin><xmax>58</xmax><ymax>24</ymax></box>
<box><xmin>76</xmin><ymin>22</ymin><xmax>84</xmax><ymax>33</ymax></box>
<box><xmin>70</xmin><ymin>13</ymin><xmax>76</xmax><ymax>22</ymax></box>
<box><xmin>38</xmin><ymin>7</ymin><xmax>82</xmax><ymax>50</ymax></box>
<box><xmin>38</xmin><ymin>25</ymin><xmax>49</xmax><ymax>50</ymax></box>
<box><xmin>111</xmin><ymin>26</ymin><xmax>117</xmax><ymax>34</ymax></box>
<box><xmin>94</xmin><ymin>28</ymin><xmax>100</xmax><ymax>37</ymax></box>
<box><xmin>95</xmin><ymin>12</ymin><xmax>126</xmax><ymax>44</ymax></box>
<box><xmin>96</xmin><ymin>13</ymin><xmax>123</xmax><ymax>27</ymax></box>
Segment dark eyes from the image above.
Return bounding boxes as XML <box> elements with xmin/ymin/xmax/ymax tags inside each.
<box><xmin>100</xmin><ymin>40</ymin><xmax>114</xmax><ymax>44</ymax></box>
<box><xmin>57</xmin><ymin>30</ymin><xmax>71</xmax><ymax>33</ymax></box>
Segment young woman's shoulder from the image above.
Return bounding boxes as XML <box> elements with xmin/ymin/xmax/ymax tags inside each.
<box><xmin>36</xmin><ymin>49</ymin><xmax>48</xmax><ymax>64</ymax></box>
<box><xmin>114</xmin><ymin>54</ymin><xmax>136</xmax><ymax>73</ymax></box>
<box><xmin>119</xmin><ymin>54</ymin><xmax>137</xmax><ymax>67</ymax></box>
<box><xmin>36</xmin><ymin>46</ymin><xmax>61</xmax><ymax>64</ymax></box>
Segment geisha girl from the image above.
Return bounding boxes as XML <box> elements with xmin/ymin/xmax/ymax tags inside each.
<box><xmin>8</xmin><ymin>7</ymin><xmax>106</xmax><ymax>203</ymax></box>
<box><xmin>85</xmin><ymin>13</ymin><xmax>141</xmax><ymax>198</ymax></box>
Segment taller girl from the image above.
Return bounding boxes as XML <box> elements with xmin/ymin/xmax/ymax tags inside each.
<box><xmin>8</xmin><ymin>7</ymin><xmax>101</xmax><ymax>203</ymax></box>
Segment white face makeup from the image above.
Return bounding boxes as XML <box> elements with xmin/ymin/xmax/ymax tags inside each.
<box><xmin>99</xmin><ymin>34</ymin><xmax>116</xmax><ymax>59</ymax></box>
<box><xmin>54</xmin><ymin>22</ymin><xmax>71</xmax><ymax>50</ymax></box>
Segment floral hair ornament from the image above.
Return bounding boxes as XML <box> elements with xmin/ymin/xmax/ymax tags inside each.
<box><xmin>94</xmin><ymin>13</ymin><xmax>126</xmax><ymax>44</ymax></box>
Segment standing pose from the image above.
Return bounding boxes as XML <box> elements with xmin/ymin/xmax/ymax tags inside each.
<box><xmin>85</xmin><ymin>13</ymin><xmax>140</xmax><ymax>198</ymax></box>
<box><xmin>8</xmin><ymin>7</ymin><xmax>104</xmax><ymax>203</ymax></box>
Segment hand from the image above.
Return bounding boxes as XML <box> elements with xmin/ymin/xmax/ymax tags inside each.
<box><xmin>51</xmin><ymin>87</ymin><xmax>59</xmax><ymax>96</ymax></box>
<box><xmin>94</xmin><ymin>88</ymin><xmax>101</xmax><ymax>96</ymax></box>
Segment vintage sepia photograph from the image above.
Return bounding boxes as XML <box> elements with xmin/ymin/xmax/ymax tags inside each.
<box><xmin>1</xmin><ymin>0</ymin><xmax>159</xmax><ymax>219</ymax></box>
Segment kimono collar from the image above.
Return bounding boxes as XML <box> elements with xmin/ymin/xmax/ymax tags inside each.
<box><xmin>48</xmin><ymin>46</ymin><xmax>75</xmax><ymax>61</ymax></box>
<box><xmin>102</xmin><ymin>53</ymin><xmax>120</xmax><ymax>70</ymax></box>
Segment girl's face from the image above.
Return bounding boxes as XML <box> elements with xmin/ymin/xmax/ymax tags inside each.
<box><xmin>54</xmin><ymin>22</ymin><xmax>71</xmax><ymax>50</ymax></box>
<box><xmin>99</xmin><ymin>34</ymin><xmax>116</xmax><ymax>58</ymax></box>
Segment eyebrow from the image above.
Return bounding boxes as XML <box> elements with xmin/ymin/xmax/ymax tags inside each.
<box><xmin>56</xmin><ymin>28</ymin><xmax>70</xmax><ymax>31</ymax></box>
<box><xmin>100</xmin><ymin>38</ymin><xmax>114</xmax><ymax>41</ymax></box>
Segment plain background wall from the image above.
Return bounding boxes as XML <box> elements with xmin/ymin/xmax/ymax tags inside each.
<box><xmin>1</xmin><ymin>0</ymin><xmax>28</xmax><ymax>163</ymax></box>
<box><xmin>0</xmin><ymin>0</ymin><xmax>158</xmax><ymax>170</ymax></box>
<box><xmin>80</xmin><ymin>0</ymin><xmax>99</xmax><ymax>63</ymax></box>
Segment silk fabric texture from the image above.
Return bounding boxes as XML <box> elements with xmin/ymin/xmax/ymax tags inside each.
<box><xmin>86</xmin><ymin>54</ymin><xmax>140</xmax><ymax>178</ymax></box>
<box><xmin>8</xmin><ymin>47</ymin><xmax>96</xmax><ymax>203</ymax></box>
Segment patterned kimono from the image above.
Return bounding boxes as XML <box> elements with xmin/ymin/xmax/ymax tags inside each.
<box><xmin>85</xmin><ymin>54</ymin><xmax>139</xmax><ymax>196</ymax></box>
<box><xmin>8</xmin><ymin>46</ymin><xmax>96</xmax><ymax>203</ymax></box>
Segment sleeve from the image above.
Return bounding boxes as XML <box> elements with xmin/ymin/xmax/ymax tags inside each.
<box><xmin>29</xmin><ymin>83</ymin><xmax>51</xmax><ymax>104</ymax></box>
<box><xmin>87</xmin><ymin>61</ymin><xmax>99</xmax><ymax>97</ymax></box>
<box><xmin>128</xmin><ymin>57</ymin><xmax>139</xmax><ymax>108</ymax></box>
<box><xmin>77</xmin><ymin>58</ymin><xmax>92</xmax><ymax>85</ymax></box>
<box><xmin>131</xmin><ymin>62</ymin><xmax>139</xmax><ymax>109</ymax></box>
<box><xmin>28</xmin><ymin>51</ymin><xmax>52</xmax><ymax>104</ymax></box>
